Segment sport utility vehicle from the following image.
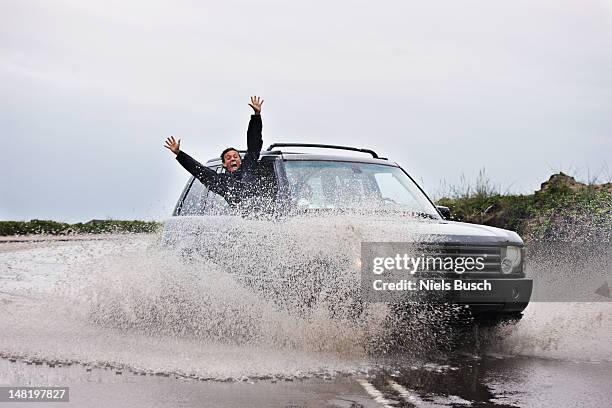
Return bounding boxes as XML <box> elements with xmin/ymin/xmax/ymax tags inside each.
<box><xmin>162</xmin><ymin>144</ymin><xmax>532</xmax><ymax>321</ymax></box>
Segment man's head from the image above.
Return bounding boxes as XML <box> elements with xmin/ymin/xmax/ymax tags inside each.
<box><xmin>221</xmin><ymin>147</ymin><xmax>241</xmax><ymax>173</ymax></box>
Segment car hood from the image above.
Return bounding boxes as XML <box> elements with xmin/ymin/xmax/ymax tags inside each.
<box><xmin>162</xmin><ymin>215</ymin><xmax>523</xmax><ymax>247</ymax></box>
<box><xmin>405</xmin><ymin>220</ymin><xmax>523</xmax><ymax>245</ymax></box>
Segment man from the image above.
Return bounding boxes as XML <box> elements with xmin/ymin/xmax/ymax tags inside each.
<box><xmin>164</xmin><ymin>96</ymin><xmax>264</xmax><ymax>208</ymax></box>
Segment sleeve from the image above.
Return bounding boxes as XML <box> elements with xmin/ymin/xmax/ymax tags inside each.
<box><xmin>176</xmin><ymin>151</ymin><xmax>226</xmax><ymax>194</ymax></box>
<box><xmin>246</xmin><ymin>114</ymin><xmax>263</xmax><ymax>153</ymax></box>
<box><xmin>243</xmin><ymin>114</ymin><xmax>263</xmax><ymax>167</ymax></box>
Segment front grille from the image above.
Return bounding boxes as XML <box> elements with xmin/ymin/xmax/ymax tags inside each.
<box><xmin>412</xmin><ymin>244</ymin><xmax>501</xmax><ymax>273</ymax></box>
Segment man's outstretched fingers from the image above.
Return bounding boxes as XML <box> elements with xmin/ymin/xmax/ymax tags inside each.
<box><xmin>249</xmin><ymin>96</ymin><xmax>264</xmax><ymax>113</ymax></box>
<box><xmin>164</xmin><ymin>136</ymin><xmax>181</xmax><ymax>154</ymax></box>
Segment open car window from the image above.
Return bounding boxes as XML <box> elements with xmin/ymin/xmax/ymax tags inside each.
<box><xmin>177</xmin><ymin>158</ymin><xmax>279</xmax><ymax>216</ymax></box>
<box><xmin>179</xmin><ymin>178</ymin><xmax>207</xmax><ymax>216</ymax></box>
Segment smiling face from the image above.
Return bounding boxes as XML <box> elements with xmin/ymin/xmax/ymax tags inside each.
<box><xmin>222</xmin><ymin>149</ymin><xmax>242</xmax><ymax>173</ymax></box>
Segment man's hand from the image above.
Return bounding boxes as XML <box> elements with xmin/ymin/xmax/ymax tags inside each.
<box><xmin>164</xmin><ymin>136</ymin><xmax>181</xmax><ymax>155</ymax></box>
<box><xmin>248</xmin><ymin>95</ymin><xmax>264</xmax><ymax>114</ymax></box>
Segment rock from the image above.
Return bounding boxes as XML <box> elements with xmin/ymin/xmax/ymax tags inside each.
<box><xmin>539</xmin><ymin>172</ymin><xmax>612</xmax><ymax>193</ymax></box>
<box><xmin>539</xmin><ymin>172</ymin><xmax>584</xmax><ymax>193</ymax></box>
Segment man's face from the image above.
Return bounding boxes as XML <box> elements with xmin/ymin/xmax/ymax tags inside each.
<box><xmin>223</xmin><ymin>150</ymin><xmax>241</xmax><ymax>173</ymax></box>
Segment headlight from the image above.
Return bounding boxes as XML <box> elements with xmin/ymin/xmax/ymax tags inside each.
<box><xmin>501</xmin><ymin>245</ymin><xmax>523</xmax><ymax>274</ymax></box>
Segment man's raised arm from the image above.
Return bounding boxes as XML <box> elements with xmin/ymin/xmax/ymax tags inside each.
<box><xmin>246</xmin><ymin>96</ymin><xmax>263</xmax><ymax>153</ymax></box>
<box><xmin>164</xmin><ymin>136</ymin><xmax>223</xmax><ymax>192</ymax></box>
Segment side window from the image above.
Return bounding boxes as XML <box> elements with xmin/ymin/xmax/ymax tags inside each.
<box><xmin>205</xmin><ymin>189</ymin><xmax>232</xmax><ymax>215</ymax></box>
<box><xmin>204</xmin><ymin>166</ymin><xmax>233</xmax><ymax>215</ymax></box>
<box><xmin>179</xmin><ymin>166</ymin><xmax>226</xmax><ymax>216</ymax></box>
<box><xmin>180</xmin><ymin>178</ymin><xmax>207</xmax><ymax>215</ymax></box>
<box><xmin>180</xmin><ymin>159</ymin><xmax>279</xmax><ymax>216</ymax></box>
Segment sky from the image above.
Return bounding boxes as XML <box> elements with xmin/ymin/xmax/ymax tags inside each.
<box><xmin>1</xmin><ymin>0</ymin><xmax>611</xmax><ymax>222</ymax></box>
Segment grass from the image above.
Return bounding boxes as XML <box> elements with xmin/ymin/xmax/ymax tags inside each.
<box><xmin>0</xmin><ymin>219</ymin><xmax>162</xmax><ymax>236</ymax></box>
<box><xmin>435</xmin><ymin>170</ymin><xmax>612</xmax><ymax>240</ymax></box>
<box><xmin>434</xmin><ymin>168</ymin><xmax>509</xmax><ymax>201</ymax></box>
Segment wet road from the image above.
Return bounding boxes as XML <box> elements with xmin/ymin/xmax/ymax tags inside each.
<box><xmin>1</xmin><ymin>235</ymin><xmax>611</xmax><ymax>407</ymax></box>
<box><xmin>2</xmin><ymin>354</ymin><xmax>611</xmax><ymax>407</ymax></box>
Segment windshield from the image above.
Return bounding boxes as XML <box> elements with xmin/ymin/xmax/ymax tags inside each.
<box><xmin>284</xmin><ymin>161</ymin><xmax>440</xmax><ymax>218</ymax></box>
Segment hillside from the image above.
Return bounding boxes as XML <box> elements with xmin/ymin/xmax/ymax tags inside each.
<box><xmin>436</xmin><ymin>172</ymin><xmax>612</xmax><ymax>241</ymax></box>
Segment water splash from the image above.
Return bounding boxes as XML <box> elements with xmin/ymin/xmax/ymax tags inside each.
<box><xmin>1</xmin><ymin>211</ymin><xmax>610</xmax><ymax>381</ymax></box>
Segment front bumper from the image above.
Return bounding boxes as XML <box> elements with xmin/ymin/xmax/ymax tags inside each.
<box><xmin>447</xmin><ymin>277</ymin><xmax>533</xmax><ymax>313</ymax></box>
<box><xmin>388</xmin><ymin>276</ymin><xmax>533</xmax><ymax>313</ymax></box>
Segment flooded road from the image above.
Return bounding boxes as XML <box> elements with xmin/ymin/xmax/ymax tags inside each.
<box><xmin>1</xmin><ymin>354</ymin><xmax>610</xmax><ymax>408</ymax></box>
<box><xmin>1</xmin><ymin>235</ymin><xmax>610</xmax><ymax>407</ymax></box>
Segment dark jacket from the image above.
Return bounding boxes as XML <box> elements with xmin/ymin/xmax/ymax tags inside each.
<box><xmin>176</xmin><ymin>114</ymin><xmax>263</xmax><ymax>207</ymax></box>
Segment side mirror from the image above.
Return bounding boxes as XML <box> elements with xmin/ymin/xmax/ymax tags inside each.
<box><xmin>436</xmin><ymin>205</ymin><xmax>451</xmax><ymax>220</ymax></box>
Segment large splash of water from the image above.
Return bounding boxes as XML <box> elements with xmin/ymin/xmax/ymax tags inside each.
<box><xmin>0</xmin><ymin>216</ymin><xmax>437</xmax><ymax>379</ymax></box>
<box><xmin>0</xmin><ymin>212</ymin><xmax>610</xmax><ymax>381</ymax></box>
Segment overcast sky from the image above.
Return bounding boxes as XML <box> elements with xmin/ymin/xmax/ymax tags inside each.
<box><xmin>1</xmin><ymin>0</ymin><xmax>611</xmax><ymax>222</ymax></box>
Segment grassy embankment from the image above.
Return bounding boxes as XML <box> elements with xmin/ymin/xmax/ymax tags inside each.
<box><xmin>436</xmin><ymin>172</ymin><xmax>612</xmax><ymax>241</ymax></box>
<box><xmin>0</xmin><ymin>219</ymin><xmax>161</xmax><ymax>236</ymax></box>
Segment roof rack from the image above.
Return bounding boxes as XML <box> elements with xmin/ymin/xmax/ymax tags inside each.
<box><xmin>266</xmin><ymin>143</ymin><xmax>380</xmax><ymax>159</ymax></box>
